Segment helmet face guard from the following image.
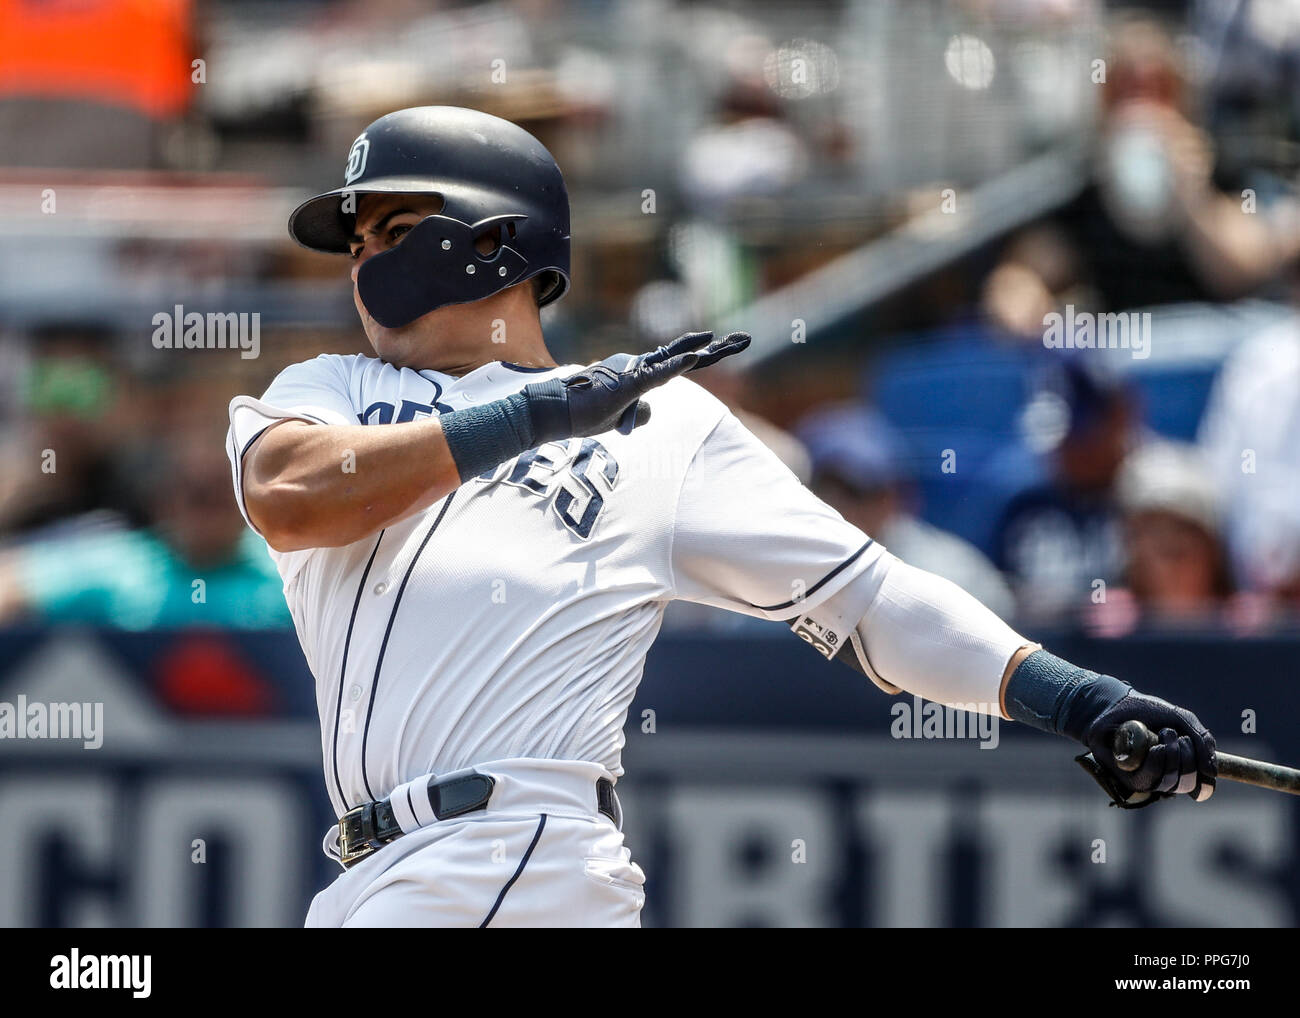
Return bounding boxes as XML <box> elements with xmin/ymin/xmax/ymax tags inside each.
<box><xmin>357</xmin><ymin>213</ymin><xmax>531</xmax><ymax>327</ymax></box>
<box><xmin>286</xmin><ymin>106</ymin><xmax>571</xmax><ymax>320</ymax></box>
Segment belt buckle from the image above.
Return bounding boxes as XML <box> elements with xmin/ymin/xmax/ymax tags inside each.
<box><xmin>338</xmin><ymin>803</ymin><xmax>379</xmax><ymax>867</ymax></box>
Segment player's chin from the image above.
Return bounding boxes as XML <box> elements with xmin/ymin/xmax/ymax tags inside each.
<box><xmin>358</xmin><ymin>309</ymin><xmax>407</xmax><ymax>362</ymax></box>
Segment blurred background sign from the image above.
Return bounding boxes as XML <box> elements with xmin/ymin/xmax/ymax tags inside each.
<box><xmin>0</xmin><ymin>628</ymin><xmax>1294</xmax><ymax>928</ymax></box>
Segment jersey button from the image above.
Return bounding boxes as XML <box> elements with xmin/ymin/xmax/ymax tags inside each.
<box><xmin>349</xmin><ymin>685</ymin><xmax>362</xmax><ymax>702</ymax></box>
<box><xmin>373</xmin><ymin>582</ymin><xmax>388</xmax><ymax>596</ymax></box>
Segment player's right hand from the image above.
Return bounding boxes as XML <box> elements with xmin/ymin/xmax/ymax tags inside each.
<box><xmin>522</xmin><ymin>330</ymin><xmax>751</xmax><ymax>441</ymax></box>
<box><xmin>1075</xmin><ymin>689</ymin><xmax>1217</xmax><ymax>809</ymax></box>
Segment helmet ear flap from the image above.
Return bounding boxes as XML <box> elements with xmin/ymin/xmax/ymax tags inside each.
<box><xmin>530</xmin><ymin>273</ymin><xmax>551</xmax><ymax>304</ymax></box>
<box><xmin>532</xmin><ymin>270</ymin><xmax>561</xmax><ymax>305</ymax></box>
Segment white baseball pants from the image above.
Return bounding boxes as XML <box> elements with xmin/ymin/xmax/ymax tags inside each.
<box><xmin>304</xmin><ymin>759</ymin><xmax>646</xmax><ymax>928</ymax></box>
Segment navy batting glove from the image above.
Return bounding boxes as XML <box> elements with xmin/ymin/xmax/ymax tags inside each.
<box><xmin>1075</xmin><ymin>690</ymin><xmax>1217</xmax><ymax>808</ymax></box>
<box><xmin>522</xmin><ymin>330</ymin><xmax>751</xmax><ymax>443</ymax></box>
<box><xmin>650</xmin><ymin>330</ymin><xmax>751</xmax><ymax>372</ymax></box>
<box><xmin>1004</xmin><ymin>650</ymin><xmax>1217</xmax><ymax>809</ymax></box>
<box><xmin>440</xmin><ymin>331</ymin><xmax>751</xmax><ymax>483</ymax></box>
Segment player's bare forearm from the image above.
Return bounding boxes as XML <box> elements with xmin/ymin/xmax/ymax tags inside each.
<box><xmin>242</xmin><ymin>418</ymin><xmax>460</xmax><ymax>552</ymax></box>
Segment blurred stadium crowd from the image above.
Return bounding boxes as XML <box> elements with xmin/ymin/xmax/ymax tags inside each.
<box><xmin>3</xmin><ymin>0</ymin><xmax>1300</xmax><ymax>642</ymax></box>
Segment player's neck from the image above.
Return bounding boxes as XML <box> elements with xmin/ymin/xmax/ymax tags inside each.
<box><xmin>414</xmin><ymin>293</ymin><xmax>556</xmax><ymax>376</ymax></box>
<box><xmin>425</xmin><ymin>331</ymin><xmax>556</xmax><ymax>376</ymax></box>
<box><xmin>395</xmin><ymin>304</ymin><xmax>559</xmax><ymax>379</ymax></box>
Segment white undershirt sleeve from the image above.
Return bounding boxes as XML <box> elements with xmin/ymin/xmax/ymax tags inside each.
<box><xmin>806</xmin><ymin>549</ymin><xmax>1030</xmax><ymax>717</ymax></box>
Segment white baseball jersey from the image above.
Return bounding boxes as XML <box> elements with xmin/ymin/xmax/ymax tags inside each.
<box><xmin>226</xmin><ymin>353</ymin><xmax>881</xmax><ymax>829</ymax></box>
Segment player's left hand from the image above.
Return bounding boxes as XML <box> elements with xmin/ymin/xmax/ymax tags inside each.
<box><xmin>1075</xmin><ymin>688</ymin><xmax>1217</xmax><ymax>809</ymax></box>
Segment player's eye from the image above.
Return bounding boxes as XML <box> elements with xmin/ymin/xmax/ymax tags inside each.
<box><xmin>348</xmin><ymin>222</ymin><xmax>413</xmax><ymax>260</ymax></box>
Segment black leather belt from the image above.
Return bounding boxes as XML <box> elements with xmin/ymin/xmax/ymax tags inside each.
<box><xmin>339</xmin><ymin>772</ymin><xmax>621</xmax><ymax>868</ymax></box>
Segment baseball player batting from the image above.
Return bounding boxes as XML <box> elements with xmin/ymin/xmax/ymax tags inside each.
<box><xmin>225</xmin><ymin>107</ymin><xmax>1217</xmax><ymax>928</ymax></box>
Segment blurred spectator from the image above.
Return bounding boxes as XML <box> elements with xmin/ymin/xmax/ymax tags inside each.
<box><xmin>1051</xmin><ymin>14</ymin><xmax>1300</xmax><ymax>311</ymax></box>
<box><xmin>981</xmin><ymin>225</ymin><xmax>1097</xmax><ymax>344</ymax></box>
<box><xmin>679</xmin><ymin>71</ymin><xmax>810</xmax><ymax>216</ymax></box>
<box><xmin>1089</xmin><ymin>440</ymin><xmax>1232</xmax><ymax>636</ymax></box>
<box><xmin>1198</xmin><ymin>314</ymin><xmax>1300</xmax><ymax>608</ymax></box>
<box><xmin>0</xmin><ymin>324</ymin><xmax>141</xmax><ymax>544</ymax></box>
<box><xmin>796</xmin><ymin>402</ymin><xmax>1014</xmax><ymax>618</ymax></box>
<box><xmin>0</xmin><ymin>427</ymin><xmax>288</xmax><ymax>629</ymax></box>
<box><xmin>1195</xmin><ymin>0</ymin><xmax>1300</xmax><ymax>191</ymax></box>
<box><xmin>992</xmin><ymin>358</ymin><xmax>1136</xmax><ymax>620</ymax></box>
<box><xmin>673</xmin><ymin>45</ymin><xmax>813</xmax><ymax>323</ymax></box>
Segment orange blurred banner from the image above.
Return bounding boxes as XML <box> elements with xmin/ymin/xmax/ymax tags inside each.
<box><xmin>0</xmin><ymin>0</ymin><xmax>195</xmax><ymax>118</ymax></box>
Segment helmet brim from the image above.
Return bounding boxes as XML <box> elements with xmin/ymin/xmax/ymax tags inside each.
<box><xmin>287</xmin><ymin>177</ymin><xmax>457</xmax><ymax>253</ymax></box>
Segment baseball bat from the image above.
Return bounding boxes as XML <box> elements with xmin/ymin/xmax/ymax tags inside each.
<box><xmin>1111</xmin><ymin>719</ymin><xmax>1300</xmax><ymax>795</ymax></box>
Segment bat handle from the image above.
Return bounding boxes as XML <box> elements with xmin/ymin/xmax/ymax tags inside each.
<box><xmin>1112</xmin><ymin>719</ymin><xmax>1159</xmax><ymax>772</ymax></box>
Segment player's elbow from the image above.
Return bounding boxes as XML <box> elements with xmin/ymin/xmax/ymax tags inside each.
<box><xmin>244</xmin><ymin>476</ymin><xmax>319</xmax><ymax>553</ymax></box>
<box><xmin>245</xmin><ymin>472</ymin><xmax>382</xmax><ymax>552</ymax></box>
<box><xmin>240</xmin><ymin>421</ymin><xmax>335</xmax><ymax>552</ymax></box>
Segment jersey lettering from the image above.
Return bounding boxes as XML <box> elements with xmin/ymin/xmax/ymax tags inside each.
<box><xmin>358</xmin><ymin>399</ymin><xmax>443</xmax><ymax>425</ymax></box>
<box><xmin>557</xmin><ymin>439</ymin><xmax>619</xmax><ymax>538</ymax></box>
<box><xmin>493</xmin><ymin>438</ymin><xmax>619</xmax><ymax>539</ymax></box>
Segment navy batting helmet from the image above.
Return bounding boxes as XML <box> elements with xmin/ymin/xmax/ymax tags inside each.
<box><xmin>287</xmin><ymin>106</ymin><xmax>570</xmax><ymax>328</ymax></box>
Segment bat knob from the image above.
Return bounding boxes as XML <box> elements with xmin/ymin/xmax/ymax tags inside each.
<box><xmin>1112</xmin><ymin>719</ymin><xmax>1157</xmax><ymax>772</ymax></box>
